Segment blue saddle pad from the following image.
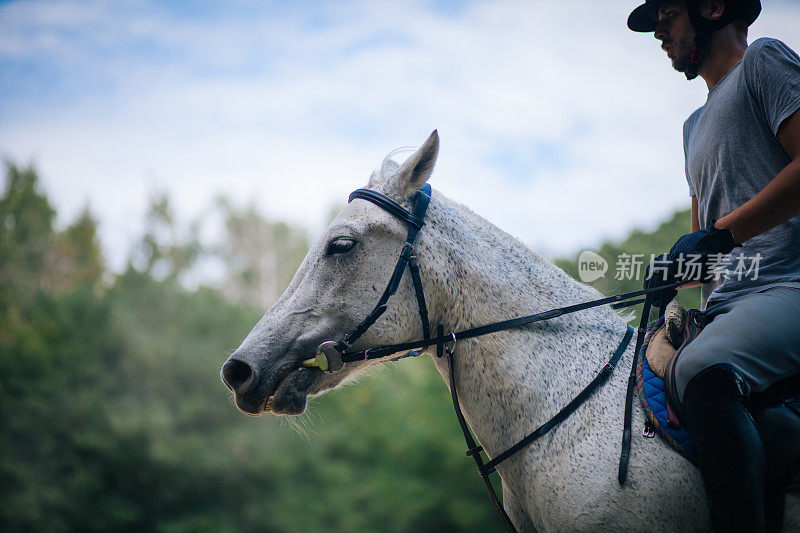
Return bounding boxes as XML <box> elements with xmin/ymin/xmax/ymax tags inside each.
<box><xmin>636</xmin><ymin>317</ymin><xmax>697</xmax><ymax>464</ymax></box>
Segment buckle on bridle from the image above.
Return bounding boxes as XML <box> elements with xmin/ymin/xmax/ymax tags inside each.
<box><xmin>465</xmin><ymin>445</ymin><xmax>484</xmax><ymax>457</ymax></box>
<box><xmin>400</xmin><ymin>242</ymin><xmax>414</xmax><ymax>259</ymax></box>
<box><xmin>444</xmin><ymin>332</ymin><xmax>457</xmax><ymax>355</ymax></box>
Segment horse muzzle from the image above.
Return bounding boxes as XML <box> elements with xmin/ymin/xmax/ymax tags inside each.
<box><xmin>221</xmin><ymin>348</ymin><xmax>323</xmax><ymax>416</ymax></box>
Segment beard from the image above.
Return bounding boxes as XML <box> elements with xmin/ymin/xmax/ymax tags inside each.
<box><xmin>667</xmin><ymin>33</ymin><xmax>707</xmax><ymax>81</ymax></box>
<box><xmin>668</xmin><ymin>35</ymin><xmax>697</xmax><ymax>74</ymax></box>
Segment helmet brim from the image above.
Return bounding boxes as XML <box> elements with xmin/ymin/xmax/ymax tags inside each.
<box><xmin>738</xmin><ymin>1</ymin><xmax>761</xmax><ymax>27</ymax></box>
<box><xmin>627</xmin><ymin>0</ymin><xmax>760</xmax><ymax>32</ymax></box>
<box><xmin>627</xmin><ymin>1</ymin><xmax>663</xmax><ymax>32</ymax></box>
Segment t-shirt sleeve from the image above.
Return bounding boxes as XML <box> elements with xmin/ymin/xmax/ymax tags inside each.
<box><xmin>683</xmin><ymin>118</ymin><xmax>696</xmax><ymax>196</ymax></box>
<box><xmin>684</xmin><ymin>158</ymin><xmax>695</xmax><ymax>196</ymax></box>
<box><xmin>745</xmin><ymin>39</ymin><xmax>800</xmax><ymax>136</ymax></box>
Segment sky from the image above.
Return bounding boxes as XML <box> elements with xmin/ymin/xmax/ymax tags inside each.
<box><xmin>1</xmin><ymin>0</ymin><xmax>799</xmax><ymax>272</ymax></box>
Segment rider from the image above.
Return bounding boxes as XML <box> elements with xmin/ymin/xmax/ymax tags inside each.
<box><xmin>628</xmin><ymin>0</ymin><xmax>800</xmax><ymax>530</ymax></box>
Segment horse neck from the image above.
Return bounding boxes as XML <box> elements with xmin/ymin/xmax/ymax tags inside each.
<box><xmin>421</xmin><ymin>193</ymin><xmax>628</xmax><ymax>459</ymax></box>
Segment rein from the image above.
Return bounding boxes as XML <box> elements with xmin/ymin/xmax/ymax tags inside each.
<box><xmin>302</xmin><ymin>184</ymin><xmax>678</xmax><ymax>532</ymax></box>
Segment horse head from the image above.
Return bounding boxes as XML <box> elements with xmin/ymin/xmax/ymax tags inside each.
<box><xmin>221</xmin><ymin>131</ymin><xmax>441</xmax><ymax>416</ymax></box>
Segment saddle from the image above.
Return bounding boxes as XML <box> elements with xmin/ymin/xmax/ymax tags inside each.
<box><xmin>637</xmin><ymin>301</ymin><xmax>800</xmax><ymax>489</ymax></box>
<box><xmin>647</xmin><ymin>300</ymin><xmax>706</xmax><ymax>421</ymax></box>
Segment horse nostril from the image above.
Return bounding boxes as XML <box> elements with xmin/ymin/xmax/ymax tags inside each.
<box><xmin>221</xmin><ymin>358</ymin><xmax>256</xmax><ymax>394</ymax></box>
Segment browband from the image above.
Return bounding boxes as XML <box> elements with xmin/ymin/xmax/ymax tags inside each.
<box><xmin>348</xmin><ymin>186</ymin><xmax>429</xmax><ymax>229</ymax></box>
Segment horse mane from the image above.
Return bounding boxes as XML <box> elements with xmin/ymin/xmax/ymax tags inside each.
<box><xmin>372</xmin><ymin>146</ymin><xmax>627</xmax><ymax>326</ymax></box>
<box><xmin>451</xmin><ymin>192</ymin><xmax>621</xmax><ymax>313</ymax></box>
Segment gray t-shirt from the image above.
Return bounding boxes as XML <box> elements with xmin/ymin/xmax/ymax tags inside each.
<box><xmin>683</xmin><ymin>37</ymin><xmax>800</xmax><ymax>307</ymax></box>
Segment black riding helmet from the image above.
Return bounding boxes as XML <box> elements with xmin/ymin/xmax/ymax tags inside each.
<box><xmin>628</xmin><ymin>0</ymin><xmax>761</xmax><ymax>33</ymax></box>
<box><xmin>627</xmin><ymin>0</ymin><xmax>761</xmax><ymax>79</ymax></box>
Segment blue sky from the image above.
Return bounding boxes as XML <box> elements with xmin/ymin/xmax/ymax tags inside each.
<box><xmin>2</xmin><ymin>0</ymin><xmax>799</xmax><ymax>270</ymax></box>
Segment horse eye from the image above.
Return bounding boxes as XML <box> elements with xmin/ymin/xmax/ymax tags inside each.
<box><xmin>326</xmin><ymin>237</ymin><xmax>357</xmax><ymax>255</ymax></box>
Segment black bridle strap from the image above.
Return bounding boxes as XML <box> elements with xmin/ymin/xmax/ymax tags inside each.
<box><xmin>408</xmin><ymin>256</ymin><xmax>431</xmax><ymax>339</ymax></box>
<box><xmin>349</xmin><ymin>187</ymin><xmax>425</xmax><ymax>230</ymax></box>
<box><xmin>481</xmin><ymin>325</ymin><xmax>634</xmax><ymax>475</ymax></box>
<box><xmin>440</xmin><ymin>325</ymin><xmax>519</xmax><ymax>533</ymax></box>
<box><xmin>446</xmin><ymin>324</ymin><xmax>634</xmax><ymax>533</ymax></box>
<box><xmin>338</xmin><ymin>282</ymin><xmax>681</xmax><ymax>364</ymax></box>
<box><xmin>617</xmin><ymin>295</ymin><xmax>653</xmax><ymax>484</ymax></box>
<box><xmin>338</xmin><ymin>243</ymin><xmax>412</xmax><ymax>349</ymax></box>
<box><xmin>338</xmin><ymin>184</ymin><xmax>432</xmax><ymax>350</ymax></box>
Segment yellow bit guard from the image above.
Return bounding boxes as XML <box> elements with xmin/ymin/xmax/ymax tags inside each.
<box><xmin>302</xmin><ymin>353</ymin><xmax>328</xmax><ymax>371</ymax></box>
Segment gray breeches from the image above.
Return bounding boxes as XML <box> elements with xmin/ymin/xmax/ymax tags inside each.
<box><xmin>674</xmin><ymin>286</ymin><xmax>800</xmax><ymax>402</ymax></box>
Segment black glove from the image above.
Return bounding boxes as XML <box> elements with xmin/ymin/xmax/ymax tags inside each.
<box><xmin>668</xmin><ymin>223</ymin><xmax>740</xmax><ymax>283</ymax></box>
<box><xmin>644</xmin><ymin>223</ymin><xmax>740</xmax><ymax>307</ymax></box>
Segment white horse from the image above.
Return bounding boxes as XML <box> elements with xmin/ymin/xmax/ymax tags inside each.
<box><xmin>222</xmin><ymin>131</ymin><xmax>800</xmax><ymax>531</ymax></box>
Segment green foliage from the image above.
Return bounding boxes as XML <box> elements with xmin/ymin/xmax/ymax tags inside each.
<box><xmin>0</xmin><ymin>162</ymin><xmax>56</xmax><ymax>268</ymax></box>
<box><xmin>130</xmin><ymin>192</ymin><xmax>202</xmax><ymax>285</ymax></box>
<box><xmin>0</xmin><ymin>163</ymin><xmax>501</xmax><ymax>532</ymax></box>
<box><xmin>215</xmin><ymin>197</ymin><xmax>310</xmax><ymax>308</ymax></box>
<box><xmin>0</xmin><ymin>161</ymin><xmax>700</xmax><ymax>532</ymax></box>
<box><xmin>53</xmin><ymin>208</ymin><xmax>105</xmax><ymax>292</ymax></box>
<box><xmin>0</xmin><ymin>162</ymin><xmax>56</xmax><ymax>318</ymax></box>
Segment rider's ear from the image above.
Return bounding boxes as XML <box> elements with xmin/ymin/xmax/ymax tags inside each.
<box><xmin>702</xmin><ymin>0</ymin><xmax>724</xmax><ymax>20</ymax></box>
<box><xmin>391</xmin><ymin>130</ymin><xmax>439</xmax><ymax>199</ymax></box>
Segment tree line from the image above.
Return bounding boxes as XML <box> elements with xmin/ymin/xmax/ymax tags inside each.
<box><xmin>0</xmin><ymin>162</ymin><xmax>697</xmax><ymax>532</ymax></box>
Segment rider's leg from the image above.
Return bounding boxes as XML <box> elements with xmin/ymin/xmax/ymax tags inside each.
<box><xmin>752</xmin><ymin>378</ymin><xmax>800</xmax><ymax>533</ymax></box>
<box><xmin>673</xmin><ymin>287</ymin><xmax>800</xmax><ymax>532</ymax></box>
<box><xmin>682</xmin><ymin>364</ymin><xmax>766</xmax><ymax>532</ymax></box>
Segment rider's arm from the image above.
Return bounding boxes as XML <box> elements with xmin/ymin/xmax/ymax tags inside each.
<box><xmin>715</xmin><ymin>109</ymin><xmax>800</xmax><ymax>242</ymax></box>
<box><xmin>680</xmin><ymin>197</ymin><xmax>703</xmax><ymax>289</ymax></box>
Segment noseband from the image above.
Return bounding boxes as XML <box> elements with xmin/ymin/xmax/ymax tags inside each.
<box><xmin>301</xmin><ymin>183</ymin><xmax>678</xmax><ymax>532</ymax></box>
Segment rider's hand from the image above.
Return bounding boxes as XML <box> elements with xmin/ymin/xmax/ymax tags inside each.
<box><xmin>643</xmin><ymin>224</ymin><xmax>740</xmax><ymax>308</ymax></box>
<box><xmin>668</xmin><ymin>223</ymin><xmax>740</xmax><ymax>283</ymax></box>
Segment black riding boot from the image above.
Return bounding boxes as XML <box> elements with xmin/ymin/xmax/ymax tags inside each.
<box><xmin>752</xmin><ymin>399</ymin><xmax>800</xmax><ymax>533</ymax></box>
<box><xmin>682</xmin><ymin>364</ymin><xmax>766</xmax><ymax>533</ymax></box>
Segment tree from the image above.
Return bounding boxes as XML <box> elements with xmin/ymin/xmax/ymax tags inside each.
<box><xmin>0</xmin><ymin>162</ymin><xmax>58</xmax><ymax>348</ymax></box>
<box><xmin>128</xmin><ymin>191</ymin><xmax>202</xmax><ymax>285</ymax></box>
<box><xmin>0</xmin><ymin>162</ymin><xmax>56</xmax><ymax>297</ymax></box>
<box><xmin>47</xmin><ymin>208</ymin><xmax>105</xmax><ymax>293</ymax></box>
<box><xmin>215</xmin><ymin>198</ymin><xmax>309</xmax><ymax>308</ymax></box>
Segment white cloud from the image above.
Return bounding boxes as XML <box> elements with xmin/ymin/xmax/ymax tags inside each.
<box><xmin>1</xmin><ymin>0</ymin><xmax>798</xmax><ymax>271</ymax></box>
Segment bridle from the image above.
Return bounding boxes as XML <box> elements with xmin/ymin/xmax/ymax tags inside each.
<box><xmin>302</xmin><ymin>183</ymin><xmax>433</xmax><ymax>373</ymax></box>
<box><xmin>301</xmin><ymin>184</ymin><xmax>680</xmax><ymax>532</ymax></box>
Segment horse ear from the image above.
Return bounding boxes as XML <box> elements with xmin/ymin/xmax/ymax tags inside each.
<box><xmin>391</xmin><ymin>130</ymin><xmax>439</xmax><ymax>198</ymax></box>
